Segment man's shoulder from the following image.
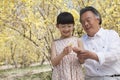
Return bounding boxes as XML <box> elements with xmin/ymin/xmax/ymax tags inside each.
<box><xmin>104</xmin><ymin>28</ymin><xmax>116</xmax><ymax>32</ymax></box>
<box><xmin>105</xmin><ymin>29</ymin><xmax>118</xmax><ymax>35</ymax></box>
<box><xmin>102</xmin><ymin>29</ymin><xmax>120</xmax><ymax>40</ymax></box>
<box><xmin>81</xmin><ymin>34</ymin><xmax>88</xmax><ymax>41</ymax></box>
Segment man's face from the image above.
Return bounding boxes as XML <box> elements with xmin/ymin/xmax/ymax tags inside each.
<box><xmin>80</xmin><ymin>11</ymin><xmax>100</xmax><ymax>37</ymax></box>
<box><xmin>57</xmin><ymin>24</ymin><xmax>74</xmax><ymax>38</ymax></box>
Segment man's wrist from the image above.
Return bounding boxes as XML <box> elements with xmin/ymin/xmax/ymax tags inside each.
<box><xmin>90</xmin><ymin>52</ymin><xmax>99</xmax><ymax>62</ymax></box>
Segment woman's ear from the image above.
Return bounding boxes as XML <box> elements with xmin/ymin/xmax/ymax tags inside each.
<box><xmin>56</xmin><ymin>24</ymin><xmax>59</xmax><ymax>28</ymax></box>
<box><xmin>72</xmin><ymin>27</ymin><xmax>75</xmax><ymax>36</ymax></box>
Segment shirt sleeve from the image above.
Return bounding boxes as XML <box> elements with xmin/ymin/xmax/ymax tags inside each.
<box><xmin>96</xmin><ymin>30</ymin><xmax>120</xmax><ymax>65</ymax></box>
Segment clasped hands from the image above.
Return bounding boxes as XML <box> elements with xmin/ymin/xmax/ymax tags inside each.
<box><xmin>62</xmin><ymin>46</ymin><xmax>98</xmax><ymax>64</ymax></box>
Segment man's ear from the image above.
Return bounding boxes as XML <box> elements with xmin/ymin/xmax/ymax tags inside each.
<box><xmin>97</xmin><ymin>18</ymin><xmax>100</xmax><ymax>24</ymax></box>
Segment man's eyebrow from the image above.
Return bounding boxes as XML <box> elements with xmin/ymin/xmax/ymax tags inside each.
<box><xmin>86</xmin><ymin>17</ymin><xmax>91</xmax><ymax>19</ymax></box>
<box><xmin>82</xmin><ymin>17</ymin><xmax>91</xmax><ymax>21</ymax></box>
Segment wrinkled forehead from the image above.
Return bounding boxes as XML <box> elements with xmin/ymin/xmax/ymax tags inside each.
<box><xmin>80</xmin><ymin>11</ymin><xmax>96</xmax><ymax>21</ymax></box>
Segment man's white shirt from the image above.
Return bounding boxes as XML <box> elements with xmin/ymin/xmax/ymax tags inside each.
<box><xmin>81</xmin><ymin>28</ymin><xmax>120</xmax><ymax>76</ymax></box>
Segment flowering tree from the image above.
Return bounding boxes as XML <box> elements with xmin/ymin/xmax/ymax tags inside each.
<box><xmin>0</xmin><ymin>0</ymin><xmax>120</xmax><ymax>67</ymax></box>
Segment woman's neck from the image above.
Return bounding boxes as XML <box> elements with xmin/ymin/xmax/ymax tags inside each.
<box><xmin>60</xmin><ymin>35</ymin><xmax>72</xmax><ymax>39</ymax></box>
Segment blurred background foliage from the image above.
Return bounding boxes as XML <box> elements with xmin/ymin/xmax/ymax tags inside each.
<box><xmin>0</xmin><ymin>0</ymin><xmax>120</xmax><ymax>79</ymax></box>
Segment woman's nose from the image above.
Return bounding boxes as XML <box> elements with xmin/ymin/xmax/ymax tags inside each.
<box><xmin>64</xmin><ymin>27</ymin><xmax>69</xmax><ymax>30</ymax></box>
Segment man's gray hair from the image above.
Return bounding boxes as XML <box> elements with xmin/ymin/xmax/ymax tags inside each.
<box><xmin>80</xmin><ymin>6</ymin><xmax>102</xmax><ymax>25</ymax></box>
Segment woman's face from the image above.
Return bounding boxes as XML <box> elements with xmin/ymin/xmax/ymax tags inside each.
<box><xmin>57</xmin><ymin>24</ymin><xmax>74</xmax><ymax>38</ymax></box>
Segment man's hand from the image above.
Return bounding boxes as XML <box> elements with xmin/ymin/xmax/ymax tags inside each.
<box><xmin>72</xmin><ymin>47</ymin><xmax>85</xmax><ymax>64</ymax></box>
<box><xmin>73</xmin><ymin>47</ymin><xmax>99</xmax><ymax>63</ymax></box>
<box><xmin>72</xmin><ymin>47</ymin><xmax>83</xmax><ymax>54</ymax></box>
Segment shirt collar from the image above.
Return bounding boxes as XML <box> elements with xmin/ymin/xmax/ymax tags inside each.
<box><xmin>95</xmin><ymin>28</ymin><xmax>104</xmax><ymax>37</ymax></box>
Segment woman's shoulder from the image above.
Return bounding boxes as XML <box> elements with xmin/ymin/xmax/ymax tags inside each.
<box><xmin>52</xmin><ymin>39</ymin><xmax>62</xmax><ymax>43</ymax></box>
<box><xmin>72</xmin><ymin>36</ymin><xmax>82</xmax><ymax>40</ymax></box>
<box><xmin>53</xmin><ymin>38</ymin><xmax>61</xmax><ymax>41</ymax></box>
<box><xmin>53</xmin><ymin>36</ymin><xmax>81</xmax><ymax>42</ymax></box>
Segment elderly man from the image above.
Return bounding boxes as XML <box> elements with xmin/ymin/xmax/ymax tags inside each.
<box><xmin>73</xmin><ymin>6</ymin><xmax>120</xmax><ymax>80</ymax></box>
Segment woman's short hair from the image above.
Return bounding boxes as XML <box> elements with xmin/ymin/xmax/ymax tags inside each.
<box><xmin>57</xmin><ymin>12</ymin><xmax>75</xmax><ymax>24</ymax></box>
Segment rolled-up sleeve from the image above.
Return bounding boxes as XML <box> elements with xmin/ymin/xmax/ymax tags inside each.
<box><xmin>96</xmin><ymin>30</ymin><xmax>120</xmax><ymax>65</ymax></box>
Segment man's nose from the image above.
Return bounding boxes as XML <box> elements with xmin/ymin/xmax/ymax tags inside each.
<box><xmin>84</xmin><ymin>21</ymin><xmax>88</xmax><ymax>26</ymax></box>
<box><xmin>83</xmin><ymin>22</ymin><xmax>89</xmax><ymax>28</ymax></box>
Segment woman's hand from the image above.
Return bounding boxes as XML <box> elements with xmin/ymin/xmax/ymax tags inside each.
<box><xmin>62</xmin><ymin>46</ymin><xmax>72</xmax><ymax>55</ymax></box>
